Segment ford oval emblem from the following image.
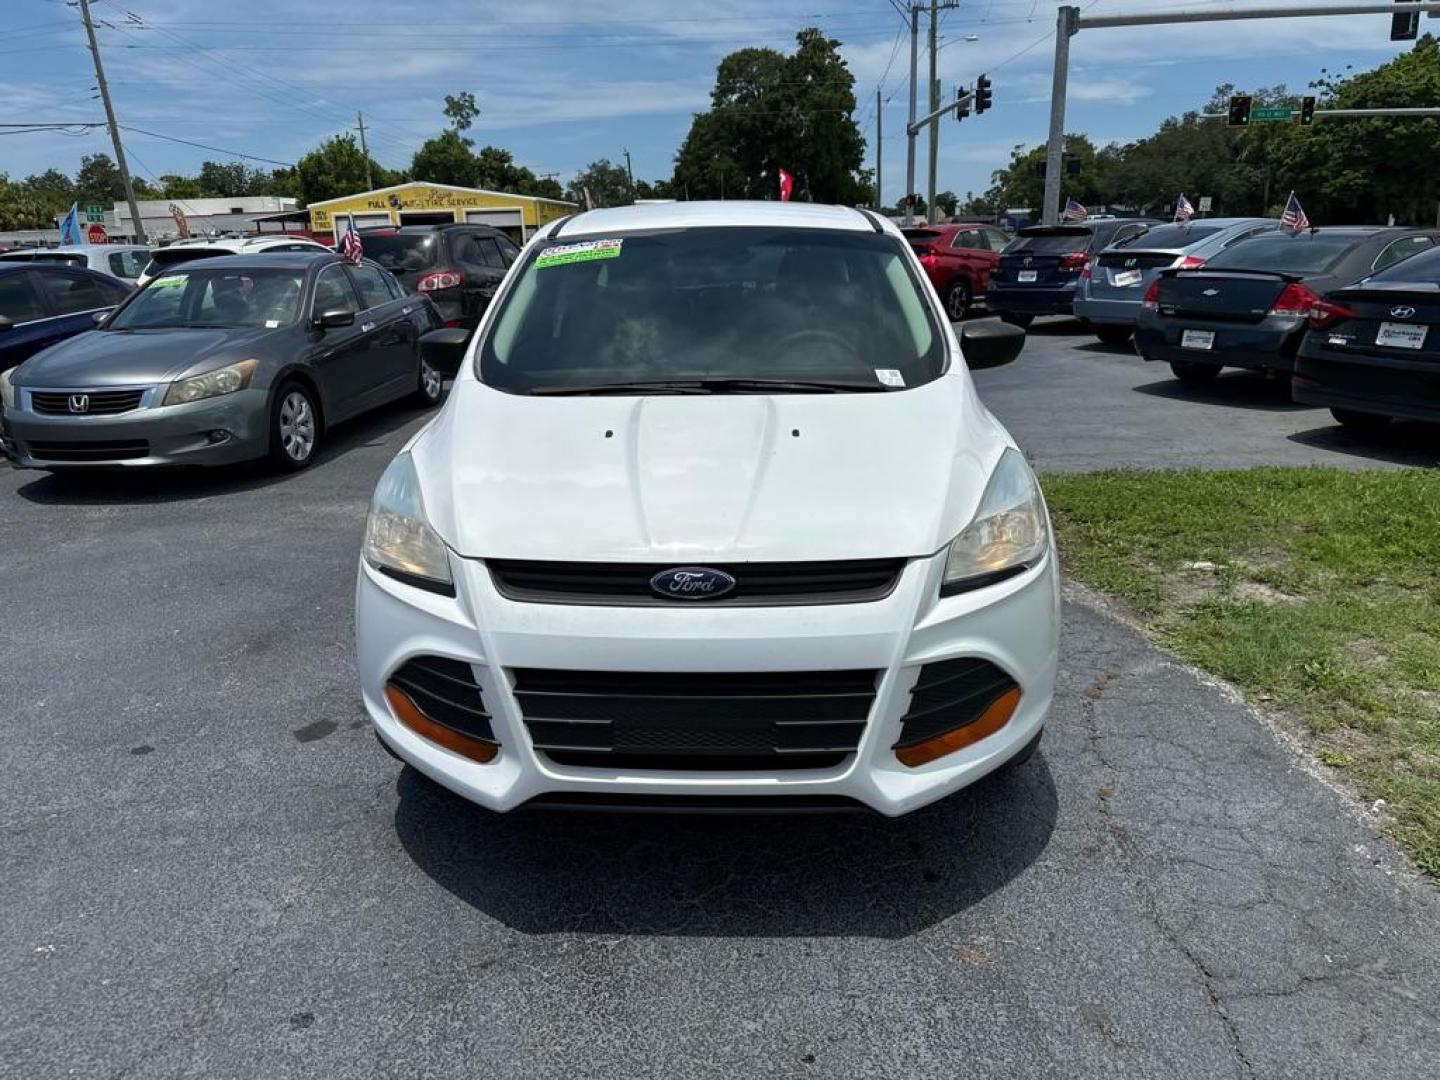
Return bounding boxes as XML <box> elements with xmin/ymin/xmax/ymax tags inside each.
<box><xmin>649</xmin><ymin>566</ymin><xmax>737</xmax><ymax>600</ymax></box>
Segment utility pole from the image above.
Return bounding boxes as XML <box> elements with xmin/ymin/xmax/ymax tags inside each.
<box><xmin>1042</xmin><ymin>6</ymin><xmax>1076</xmax><ymax>227</ymax></box>
<box><xmin>875</xmin><ymin>88</ymin><xmax>883</xmax><ymax>209</ymax></box>
<box><xmin>904</xmin><ymin>4</ymin><xmax>919</xmax><ymax>227</ymax></box>
<box><xmin>356</xmin><ymin>112</ymin><xmax>374</xmax><ymax>190</ymax></box>
<box><xmin>622</xmin><ymin>148</ymin><xmax>636</xmax><ymax>200</ymax></box>
<box><xmin>77</xmin><ymin>0</ymin><xmax>145</xmax><ymax>243</ymax></box>
<box><xmin>926</xmin><ymin>0</ymin><xmax>940</xmax><ymax>224</ymax></box>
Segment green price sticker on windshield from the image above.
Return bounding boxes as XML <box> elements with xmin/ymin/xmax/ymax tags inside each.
<box><xmin>535</xmin><ymin>238</ymin><xmax>622</xmax><ymax>269</ymax></box>
<box><xmin>150</xmin><ymin>275</ymin><xmax>188</xmax><ymax>290</ymax></box>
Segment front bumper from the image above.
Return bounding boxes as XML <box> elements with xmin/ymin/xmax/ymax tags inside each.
<box><xmin>355</xmin><ymin>549</ymin><xmax>1060</xmax><ymax>817</ymax></box>
<box><xmin>1073</xmin><ymin>294</ymin><xmax>1143</xmax><ymax>327</ymax></box>
<box><xmin>985</xmin><ymin>284</ymin><xmax>1076</xmax><ymax>317</ymax></box>
<box><xmin>2</xmin><ymin>388</ymin><xmax>270</xmax><ymax>468</ymax></box>
<box><xmin>1134</xmin><ymin>318</ymin><xmax>1301</xmax><ymax>373</ymax></box>
<box><xmin>1293</xmin><ymin>343</ymin><xmax>1440</xmax><ymax>423</ymax></box>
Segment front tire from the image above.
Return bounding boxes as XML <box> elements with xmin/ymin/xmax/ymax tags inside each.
<box><xmin>269</xmin><ymin>381</ymin><xmax>320</xmax><ymax>471</ymax></box>
<box><xmin>1169</xmin><ymin>359</ymin><xmax>1219</xmax><ymax>384</ymax></box>
<box><xmin>1331</xmin><ymin>407</ymin><xmax>1390</xmax><ymax>435</ymax></box>
<box><xmin>414</xmin><ymin>355</ymin><xmax>444</xmax><ymax>407</ymax></box>
<box><xmin>1095</xmin><ymin>324</ymin><xmax>1133</xmax><ymax>346</ymax></box>
<box><xmin>1000</xmin><ymin>312</ymin><xmax>1034</xmax><ymax>329</ymax></box>
<box><xmin>944</xmin><ymin>279</ymin><xmax>972</xmax><ymax>322</ymax></box>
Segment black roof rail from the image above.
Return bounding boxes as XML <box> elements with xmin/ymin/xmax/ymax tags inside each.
<box><xmin>546</xmin><ymin>214</ymin><xmax>577</xmax><ymax>240</ymax></box>
<box><xmin>855</xmin><ymin>208</ymin><xmax>886</xmax><ymax>234</ymax></box>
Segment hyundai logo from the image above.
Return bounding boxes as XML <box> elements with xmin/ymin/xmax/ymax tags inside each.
<box><xmin>1124</xmin><ymin>257</ymin><xmax>1137</xmax><ymax>268</ymax></box>
<box><xmin>1202</xmin><ymin>288</ymin><xmax>1219</xmax><ymax>297</ymax></box>
<box><xmin>1390</xmin><ymin>305</ymin><xmax>1416</xmax><ymax>320</ymax></box>
<box><xmin>67</xmin><ymin>394</ymin><xmax>90</xmax><ymax>414</ymax></box>
<box><xmin>649</xmin><ymin>566</ymin><xmax>737</xmax><ymax>600</ymax></box>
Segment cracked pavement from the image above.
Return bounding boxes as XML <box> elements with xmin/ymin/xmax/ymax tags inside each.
<box><xmin>2</xmin><ymin>334</ymin><xmax>1438</xmax><ymax>1078</ymax></box>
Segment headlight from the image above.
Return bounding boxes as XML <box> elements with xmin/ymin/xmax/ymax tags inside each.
<box><xmin>942</xmin><ymin>448</ymin><xmax>1049</xmax><ymax>594</ymax></box>
<box><xmin>0</xmin><ymin>368</ymin><xmax>15</xmax><ymax>411</ymax></box>
<box><xmin>162</xmin><ymin>358</ymin><xmax>258</xmax><ymax>406</ymax></box>
<box><xmin>363</xmin><ymin>452</ymin><xmax>454</xmax><ymax>594</ymax></box>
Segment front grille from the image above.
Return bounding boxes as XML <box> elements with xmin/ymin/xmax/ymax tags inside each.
<box><xmin>893</xmin><ymin>658</ymin><xmax>1019</xmax><ymax>750</ymax></box>
<box><xmin>388</xmin><ymin>655</ymin><xmax>494</xmax><ymax>742</ymax></box>
<box><xmin>513</xmin><ymin>667</ymin><xmax>879</xmax><ymax>771</ymax></box>
<box><xmin>30</xmin><ymin>389</ymin><xmax>146</xmax><ymax>416</ymax></box>
<box><xmin>488</xmin><ymin>558</ymin><xmax>905</xmax><ymax>606</ymax></box>
<box><xmin>26</xmin><ymin>439</ymin><xmax>148</xmax><ymax>462</ymax></box>
<box><xmin>1098</xmin><ymin>252</ymin><xmax>1177</xmax><ymax>270</ymax></box>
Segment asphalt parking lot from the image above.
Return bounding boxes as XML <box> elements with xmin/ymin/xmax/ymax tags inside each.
<box><xmin>3</xmin><ymin>323</ymin><xmax>1438</xmax><ymax>1079</ymax></box>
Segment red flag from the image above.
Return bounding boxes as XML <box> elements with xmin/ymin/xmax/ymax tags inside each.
<box><xmin>779</xmin><ymin>168</ymin><xmax>794</xmax><ymax>202</ymax></box>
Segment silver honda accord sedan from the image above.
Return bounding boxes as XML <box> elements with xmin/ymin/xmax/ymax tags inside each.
<box><xmin>0</xmin><ymin>252</ymin><xmax>445</xmax><ymax>470</ymax></box>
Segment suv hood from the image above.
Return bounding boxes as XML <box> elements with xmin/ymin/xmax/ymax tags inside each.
<box><xmin>13</xmin><ymin>327</ymin><xmax>275</xmax><ymax>387</ymax></box>
<box><xmin>414</xmin><ymin>377</ymin><xmax>1006</xmax><ymax>563</ymax></box>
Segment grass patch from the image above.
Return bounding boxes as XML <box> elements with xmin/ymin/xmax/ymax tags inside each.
<box><xmin>1044</xmin><ymin>467</ymin><xmax>1440</xmax><ymax>880</ymax></box>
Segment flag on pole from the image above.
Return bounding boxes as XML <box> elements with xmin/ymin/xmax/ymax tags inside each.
<box><xmin>1280</xmin><ymin>191</ymin><xmax>1310</xmax><ymax>233</ymax></box>
<box><xmin>58</xmin><ymin>203</ymin><xmax>82</xmax><ymax>245</ymax></box>
<box><xmin>169</xmin><ymin>203</ymin><xmax>190</xmax><ymax>239</ymax></box>
<box><xmin>778</xmin><ymin>167</ymin><xmax>794</xmax><ymax>202</ymax></box>
<box><xmin>1174</xmin><ymin>193</ymin><xmax>1195</xmax><ymax>223</ymax></box>
<box><xmin>339</xmin><ymin>214</ymin><xmax>364</xmax><ymax>265</ymax></box>
<box><xmin>1060</xmin><ymin>197</ymin><xmax>1088</xmax><ymax>223</ymax></box>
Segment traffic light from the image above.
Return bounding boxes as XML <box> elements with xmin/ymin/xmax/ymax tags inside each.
<box><xmin>975</xmin><ymin>73</ymin><xmax>993</xmax><ymax>114</ymax></box>
<box><xmin>956</xmin><ymin>86</ymin><xmax>970</xmax><ymax>122</ymax></box>
<box><xmin>1227</xmin><ymin>95</ymin><xmax>1252</xmax><ymax>127</ymax></box>
<box><xmin>1300</xmin><ymin>96</ymin><xmax>1316</xmax><ymax>126</ymax></box>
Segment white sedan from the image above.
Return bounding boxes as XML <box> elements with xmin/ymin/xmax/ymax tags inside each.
<box><xmin>355</xmin><ymin>200</ymin><xmax>1057</xmax><ymax>816</ymax></box>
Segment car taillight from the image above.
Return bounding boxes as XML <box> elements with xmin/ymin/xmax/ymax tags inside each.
<box><xmin>417</xmin><ymin>269</ymin><xmax>464</xmax><ymax>292</ymax></box>
<box><xmin>1060</xmin><ymin>252</ymin><xmax>1087</xmax><ymax>272</ymax></box>
<box><xmin>1142</xmin><ymin>279</ymin><xmax>1162</xmax><ymax>311</ymax></box>
<box><xmin>1307</xmin><ymin>297</ymin><xmax>1355</xmax><ymax>330</ymax></box>
<box><xmin>1176</xmin><ymin>255</ymin><xmax>1206</xmax><ymax>269</ymax></box>
<box><xmin>1271</xmin><ymin>282</ymin><xmax>1320</xmax><ymax>319</ymax></box>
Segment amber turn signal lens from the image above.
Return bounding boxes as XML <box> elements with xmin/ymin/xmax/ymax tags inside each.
<box><xmin>895</xmin><ymin>686</ymin><xmax>1022</xmax><ymax>768</ymax></box>
<box><xmin>384</xmin><ymin>683</ymin><xmax>499</xmax><ymax>764</ymax></box>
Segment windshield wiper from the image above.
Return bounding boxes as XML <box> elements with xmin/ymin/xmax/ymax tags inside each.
<box><xmin>530</xmin><ymin>380</ymin><xmax>714</xmax><ymax>396</ymax></box>
<box><xmin>530</xmin><ymin>377</ymin><xmax>887</xmax><ymax>396</ymax></box>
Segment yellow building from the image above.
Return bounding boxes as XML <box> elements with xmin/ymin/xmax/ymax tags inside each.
<box><xmin>307</xmin><ymin>181</ymin><xmax>575</xmax><ymax>243</ymax></box>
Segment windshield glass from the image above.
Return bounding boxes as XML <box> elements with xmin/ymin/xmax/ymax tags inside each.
<box><xmin>1126</xmin><ymin>224</ymin><xmax>1225</xmax><ymax>249</ymax></box>
<box><xmin>479</xmin><ymin>227</ymin><xmax>943</xmax><ymax>394</ymax></box>
<box><xmin>109</xmin><ymin>267</ymin><xmax>304</xmax><ymax>330</ymax></box>
<box><xmin>1005</xmin><ymin>230</ymin><xmax>1090</xmax><ymax>255</ymax></box>
<box><xmin>1368</xmin><ymin>245</ymin><xmax>1440</xmax><ymax>283</ymax></box>
<box><xmin>363</xmin><ymin>233</ymin><xmax>440</xmax><ymax>274</ymax></box>
<box><xmin>1206</xmin><ymin>234</ymin><xmax>1356</xmax><ymax>274</ymax></box>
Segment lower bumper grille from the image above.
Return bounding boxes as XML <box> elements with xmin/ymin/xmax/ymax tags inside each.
<box><xmin>894</xmin><ymin>658</ymin><xmax>1019</xmax><ymax>751</ymax></box>
<box><xmin>513</xmin><ymin>667</ymin><xmax>879</xmax><ymax>771</ymax></box>
<box><xmin>26</xmin><ymin>439</ymin><xmax>148</xmax><ymax>462</ymax></box>
<box><xmin>388</xmin><ymin>655</ymin><xmax>494</xmax><ymax>743</ymax></box>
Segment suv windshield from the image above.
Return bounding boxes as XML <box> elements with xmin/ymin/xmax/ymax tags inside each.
<box><xmin>480</xmin><ymin>227</ymin><xmax>944</xmax><ymax>394</ymax></box>
<box><xmin>1005</xmin><ymin>229</ymin><xmax>1091</xmax><ymax>255</ymax></box>
<box><xmin>1206</xmin><ymin>234</ymin><xmax>1357</xmax><ymax>274</ymax></box>
<box><xmin>110</xmin><ymin>267</ymin><xmax>304</xmax><ymax>330</ymax></box>
<box><xmin>363</xmin><ymin>233</ymin><xmax>440</xmax><ymax>274</ymax></box>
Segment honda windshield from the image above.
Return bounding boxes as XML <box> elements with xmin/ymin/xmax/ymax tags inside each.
<box><xmin>109</xmin><ymin>267</ymin><xmax>304</xmax><ymax>330</ymax></box>
<box><xmin>479</xmin><ymin>227</ymin><xmax>945</xmax><ymax>394</ymax></box>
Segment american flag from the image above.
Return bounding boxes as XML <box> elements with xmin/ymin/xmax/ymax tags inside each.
<box><xmin>1174</xmin><ymin>193</ymin><xmax>1194</xmax><ymax>223</ymax></box>
<box><xmin>1061</xmin><ymin>198</ymin><xmax>1088</xmax><ymax>223</ymax></box>
<box><xmin>339</xmin><ymin>215</ymin><xmax>364</xmax><ymax>265</ymax></box>
<box><xmin>1281</xmin><ymin>192</ymin><xmax>1310</xmax><ymax>233</ymax></box>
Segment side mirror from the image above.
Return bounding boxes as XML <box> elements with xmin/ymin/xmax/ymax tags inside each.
<box><xmin>314</xmin><ymin>308</ymin><xmax>355</xmax><ymax>330</ymax></box>
<box><xmin>420</xmin><ymin>327</ymin><xmax>472</xmax><ymax>376</ymax></box>
<box><xmin>0</xmin><ymin>315</ymin><xmax>12</xmax><ymax>332</ymax></box>
<box><xmin>960</xmin><ymin>319</ymin><xmax>1025</xmax><ymax>369</ymax></box>
<box><xmin>92</xmin><ymin>309</ymin><xmax>111</xmax><ymax>325</ymax></box>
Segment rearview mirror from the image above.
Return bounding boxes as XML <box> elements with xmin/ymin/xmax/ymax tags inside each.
<box><xmin>314</xmin><ymin>308</ymin><xmax>355</xmax><ymax>330</ymax></box>
<box><xmin>420</xmin><ymin>327</ymin><xmax>472</xmax><ymax>376</ymax></box>
<box><xmin>960</xmin><ymin>319</ymin><xmax>1025</xmax><ymax>369</ymax></box>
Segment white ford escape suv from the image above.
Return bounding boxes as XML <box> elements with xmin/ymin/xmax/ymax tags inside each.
<box><xmin>355</xmin><ymin>201</ymin><xmax>1058</xmax><ymax>816</ymax></box>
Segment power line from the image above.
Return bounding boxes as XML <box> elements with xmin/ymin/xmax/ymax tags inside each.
<box><xmin>119</xmin><ymin>126</ymin><xmax>295</xmax><ymax>168</ymax></box>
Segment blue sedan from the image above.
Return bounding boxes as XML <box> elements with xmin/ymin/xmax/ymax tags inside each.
<box><xmin>0</xmin><ymin>262</ymin><xmax>132</xmax><ymax>373</ymax></box>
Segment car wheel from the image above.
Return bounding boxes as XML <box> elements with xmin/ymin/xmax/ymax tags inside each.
<box><xmin>1000</xmin><ymin>312</ymin><xmax>1033</xmax><ymax>329</ymax></box>
<box><xmin>1095</xmin><ymin>325</ymin><xmax>1133</xmax><ymax>346</ymax></box>
<box><xmin>944</xmin><ymin>279</ymin><xmax>972</xmax><ymax>321</ymax></box>
<box><xmin>1331</xmin><ymin>407</ymin><xmax>1391</xmax><ymax>434</ymax></box>
<box><xmin>1169</xmin><ymin>359</ymin><xmax>1219</xmax><ymax>384</ymax></box>
<box><xmin>269</xmin><ymin>381</ymin><xmax>319</xmax><ymax>471</ymax></box>
<box><xmin>415</xmin><ymin>355</ymin><xmax>445</xmax><ymax>407</ymax></box>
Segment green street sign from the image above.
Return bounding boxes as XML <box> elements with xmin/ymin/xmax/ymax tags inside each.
<box><xmin>1251</xmin><ymin>107</ymin><xmax>1293</xmax><ymax>123</ymax></box>
<box><xmin>83</xmin><ymin>204</ymin><xmax>105</xmax><ymax>222</ymax></box>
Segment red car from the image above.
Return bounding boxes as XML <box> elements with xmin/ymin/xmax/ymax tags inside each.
<box><xmin>903</xmin><ymin>223</ymin><xmax>1011</xmax><ymax>321</ymax></box>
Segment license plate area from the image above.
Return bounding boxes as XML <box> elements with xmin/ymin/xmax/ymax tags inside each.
<box><xmin>1112</xmin><ymin>269</ymin><xmax>1143</xmax><ymax>287</ymax></box>
<box><xmin>1181</xmin><ymin>329</ymin><xmax>1215</xmax><ymax>350</ymax></box>
<box><xmin>1017</xmin><ymin>270</ymin><xmax>1038</xmax><ymax>283</ymax></box>
<box><xmin>1376</xmin><ymin>321</ymin><xmax>1427</xmax><ymax>350</ymax></box>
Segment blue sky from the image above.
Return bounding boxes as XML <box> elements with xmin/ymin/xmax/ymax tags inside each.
<box><xmin>0</xmin><ymin>0</ymin><xmax>1423</xmax><ymax>203</ymax></box>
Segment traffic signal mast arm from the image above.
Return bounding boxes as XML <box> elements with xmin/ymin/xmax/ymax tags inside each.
<box><xmin>909</xmin><ymin>90</ymin><xmax>974</xmax><ymax>135</ymax></box>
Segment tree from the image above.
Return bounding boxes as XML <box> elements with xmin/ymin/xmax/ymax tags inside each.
<box><xmin>294</xmin><ymin>134</ymin><xmax>389</xmax><ymax>206</ymax></box>
<box><xmin>673</xmin><ymin>28</ymin><xmax>868</xmax><ymax>203</ymax></box>
<box><xmin>159</xmin><ymin>173</ymin><xmax>208</xmax><ymax>200</ymax></box>
<box><xmin>443</xmin><ymin>91</ymin><xmax>480</xmax><ymax>132</ymax></box>
<box><xmin>934</xmin><ymin>190</ymin><xmax>958</xmax><ymax>218</ymax></box>
<box><xmin>566</xmin><ymin>159</ymin><xmax>633</xmax><ymax>207</ymax></box>
<box><xmin>411</xmin><ymin>129</ymin><xmax>479</xmax><ymax>187</ymax></box>
<box><xmin>74</xmin><ymin>153</ymin><xmax>125</xmax><ymax>206</ymax></box>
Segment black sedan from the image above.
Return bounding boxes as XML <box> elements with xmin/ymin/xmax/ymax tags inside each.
<box><xmin>1</xmin><ymin>252</ymin><xmax>443</xmax><ymax>471</ymax></box>
<box><xmin>1292</xmin><ymin>243</ymin><xmax>1440</xmax><ymax>432</ymax></box>
<box><xmin>986</xmin><ymin>218</ymin><xmax>1160</xmax><ymax>327</ymax></box>
<box><xmin>1134</xmin><ymin>227</ymin><xmax>1439</xmax><ymax>384</ymax></box>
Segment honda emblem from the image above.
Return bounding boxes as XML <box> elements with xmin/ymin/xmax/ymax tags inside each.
<box><xmin>67</xmin><ymin>394</ymin><xmax>90</xmax><ymax>414</ymax></box>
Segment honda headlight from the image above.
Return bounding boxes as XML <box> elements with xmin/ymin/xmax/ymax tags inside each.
<box><xmin>363</xmin><ymin>452</ymin><xmax>454</xmax><ymax>594</ymax></box>
<box><xmin>942</xmin><ymin>448</ymin><xmax>1049</xmax><ymax>595</ymax></box>
<box><xmin>162</xmin><ymin>358</ymin><xmax>258</xmax><ymax>406</ymax></box>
